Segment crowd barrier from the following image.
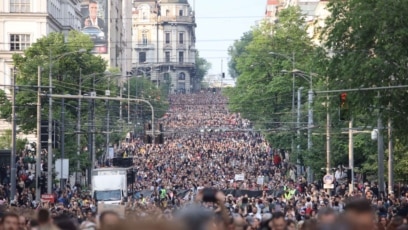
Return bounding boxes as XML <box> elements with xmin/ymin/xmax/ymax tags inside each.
<box><xmin>133</xmin><ymin>189</ymin><xmax>284</xmax><ymax>199</ymax></box>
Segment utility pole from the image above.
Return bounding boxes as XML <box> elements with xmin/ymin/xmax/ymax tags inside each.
<box><xmin>106</xmin><ymin>76</ymin><xmax>111</xmax><ymax>162</ymax></box>
<box><xmin>128</xmin><ymin>75</ymin><xmax>130</xmax><ymax>124</ymax></box>
<box><xmin>326</xmin><ymin>78</ymin><xmax>331</xmax><ymax>177</ymax></box>
<box><xmin>388</xmin><ymin>119</ymin><xmax>393</xmax><ymax>195</ymax></box>
<box><xmin>307</xmin><ymin>86</ymin><xmax>313</xmax><ymax>183</ymax></box>
<box><xmin>156</xmin><ymin>0</ymin><xmax>160</xmax><ymax>88</ymax></box>
<box><xmin>349</xmin><ymin>118</ymin><xmax>354</xmax><ymax>192</ymax></box>
<box><xmin>119</xmin><ymin>76</ymin><xmax>123</xmax><ymax>122</ymax></box>
<box><xmin>106</xmin><ymin>99</ymin><xmax>110</xmax><ymax>161</ymax></box>
<box><xmin>297</xmin><ymin>87</ymin><xmax>303</xmax><ymax>176</ymax></box>
<box><xmin>291</xmin><ymin>52</ymin><xmax>295</xmax><ymax>161</ymax></box>
<box><xmin>88</xmin><ymin>75</ymin><xmax>96</xmax><ymax>185</ymax></box>
<box><xmin>48</xmin><ymin>49</ymin><xmax>53</xmax><ymax>194</ymax></box>
<box><xmin>10</xmin><ymin>67</ymin><xmax>17</xmax><ymax>201</ymax></box>
<box><xmin>92</xmin><ymin>76</ymin><xmax>96</xmax><ymax>174</ymax></box>
<box><xmin>60</xmin><ymin>98</ymin><xmax>65</xmax><ymax>189</ymax></box>
<box><xmin>377</xmin><ymin>116</ymin><xmax>385</xmax><ymax>194</ymax></box>
<box><xmin>36</xmin><ymin>66</ymin><xmax>42</xmax><ymax>201</ymax></box>
<box><xmin>87</xmin><ymin>97</ymin><xmax>92</xmax><ymax>185</ymax></box>
<box><xmin>76</xmin><ymin>69</ymin><xmax>82</xmax><ymax>184</ymax></box>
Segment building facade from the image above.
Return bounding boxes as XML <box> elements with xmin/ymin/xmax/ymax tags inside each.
<box><xmin>132</xmin><ymin>0</ymin><xmax>196</xmax><ymax>93</ymax></box>
<box><xmin>0</xmin><ymin>0</ymin><xmax>82</xmax><ymax>94</ymax></box>
<box><xmin>264</xmin><ymin>0</ymin><xmax>330</xmax><ymax>46</ymax></box>
<box><xmin>79</xmin><ymin>0</ymin><xmax>132</xmax><ymax>77</ymax></box>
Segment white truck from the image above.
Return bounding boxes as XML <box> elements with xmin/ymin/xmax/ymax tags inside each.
<box><xmin>91</xmin><ymin>167</ymin><xmax>130</xmax><ymax>205</ymax></box>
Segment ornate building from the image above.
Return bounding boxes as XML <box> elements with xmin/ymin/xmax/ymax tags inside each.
<box><xmin>132</xmin><ymin>0</ymin><xmax>197</xmax><ymax>93</ymax></box>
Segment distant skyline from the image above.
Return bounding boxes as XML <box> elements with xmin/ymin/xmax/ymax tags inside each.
<box><xmin>194</xmin><ymin>0</ymin><xmax>265</xmax><ymax>80</ymax></box>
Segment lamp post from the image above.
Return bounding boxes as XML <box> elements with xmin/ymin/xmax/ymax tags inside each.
<box><xmin>282</xmin><ymin>69</ymin><xmax>315</xmax><ymax>181</ymax></box>
<box><xmin>48</xmin><ymin>48</ymin><xmax>86</xmax><ymax>194</ymax></box>
<box><xmin>10</xmin><ymin>67</ymin><xmax>17</xmax><ymax>201</ymax></box>
<box><xmin>297</xmin><ymin>87</ymin><xmax>304</xmax><ymax>176</ymax></box>
<box><xmin>80</xmin><ymin>72</ymin><xmax>120</xmax><ymax>182</ymax></box>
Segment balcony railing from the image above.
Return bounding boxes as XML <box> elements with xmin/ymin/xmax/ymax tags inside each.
<box><xmin>159</xmin><ymin>16</ymin><xmax>194</xmax><ymax>23</ymax></box>
<box><xmin>134</xmin><ymin>43</ymin><xmax>155</xmax><ymax>50</ymax></box>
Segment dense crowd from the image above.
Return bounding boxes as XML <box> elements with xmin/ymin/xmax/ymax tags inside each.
<box><xmin>1</xmin><ymin>90</ymin><xmax>408</xmax><ymax>230</ymax></box>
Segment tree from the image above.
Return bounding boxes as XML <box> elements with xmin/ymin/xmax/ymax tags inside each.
<box><xmin>0</xmin><ymin>31</ymin><xmax>113</xmax><ymax>174</ymax></box>
<box><xmin>228</xmin><ymin>31</ymin><xmax>253</xmax><ymax>79</ymax></box>
<box><xmin>125</xmin><ymin>77</ymin><xmax>169</xmax><ymax>123</ymax></box>
<box><xmin>322</xmin><ymin>0</ymin><xmax>408</xmax><ymax>180</ymax></box>
<box><xmin>225</xmin><ymin>6</ymin><xmax>316</xmax><ymax>150</ymax></box>
<box><xmin>8</xmin><ymin>31</ymin><xmax>107</xmax><ymax>132</ymax></box>
<box><xmin>0</xmin><ymin>129</ymin><xmax>28</xmax><ymax>152</ymax></box>
<box><xmin>195</xmin><ymin>51</ymin><xmax>211</xmax><ymax>83</ymax></box>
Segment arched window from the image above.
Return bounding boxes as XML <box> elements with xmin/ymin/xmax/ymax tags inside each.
<box><xmin>138</xmin><ymin>4</ymin><xmax>150</xmax><ymax>21</ymax></box>
<box><xmin>178</xmin><ymin>72</ymin><xmax>185</xmax><ymax>80</ymax></box>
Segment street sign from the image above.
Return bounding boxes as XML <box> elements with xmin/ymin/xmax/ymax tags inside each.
<box><xmin>323</xmin><ymin>174</ymin><xmax>334</xmax><ymax>185</ymax></box>
<box><xmin>323</xmin><ymin>184</ymin><xmax>334</xmax><ymax>189</ymax></box>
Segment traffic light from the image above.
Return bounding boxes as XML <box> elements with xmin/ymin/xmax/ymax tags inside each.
<box><xmin>222</xmin><ymin>72</ymin><xmax>225</xmax><ymax>78</ymax></box>
<box><xmin>339</xmin><ymin>92</ymin><xmax>350</xmax><ymax>121</ymax></box>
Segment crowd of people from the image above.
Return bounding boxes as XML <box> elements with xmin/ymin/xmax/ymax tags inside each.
<box><xmin>1</xmin><ymin>90</ymin><xmax>408</xmax><ymax>230</ymax></box>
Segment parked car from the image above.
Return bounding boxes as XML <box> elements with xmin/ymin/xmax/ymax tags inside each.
<box><xmin>81</xmin><ymin>26</ymin><xmax>105</xmax><ymax>42</ymax></box>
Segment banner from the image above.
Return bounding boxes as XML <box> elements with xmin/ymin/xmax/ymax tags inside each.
<box><xmin>257</xmin><ymin>176</ymin><xmax>264</xmax><ymax>185</ymax></box>
<box><xmin>80</xmin><ymin>0</ymin><xmax>108</xmax><ymax>54</ymax></box>
<box><xmin>55</xmin><ymin>159</ymin><xmax>69</xmax><ymax>179</ymax></box>
<box><xmin>234</xmin><ymin>173</ymin><xmax>245</xmax><ymax>181</ymax></box>
<box><xmin>133</xmin><ymin>189</ymin><xmax>283</xmax><ymax>199</ymax></box>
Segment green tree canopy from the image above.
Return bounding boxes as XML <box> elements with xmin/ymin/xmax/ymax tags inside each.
<box><xmin>323</xmin><ymin>0</ymin><xmax>408</xmax><ymax>139</ymax></box>
<box><xmin>8</xmin><ymin>31</ymin><xmax>107</xmax><ymax>132</ymax></box>
<box><xmin>195</xmin><ymin>51</ymin><xmax>211</xmax><ymax>82</ymax></box>
<box><xmin>225</xmin><ymin>7</ymin><xmax>317</xmax><ymax>148</ymax></box>
<box><xmin>228</xmin><ymin>31</ymin><xmax>253</xmax><ymax>79</ymax></box>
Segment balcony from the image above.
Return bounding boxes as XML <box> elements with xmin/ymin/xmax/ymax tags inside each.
<box><xmin>134</xmin><ymin>43</ymin><xmax>155</xmax><ymax>50</ymax></box>
<box><xmin>159</xmin><ymin>16</ymin><xmax>195</xmax><ymax>24</ymax></box>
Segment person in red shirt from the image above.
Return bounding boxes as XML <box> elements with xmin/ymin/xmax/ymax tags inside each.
<box><xmin>273</xmin><ymin>153</ymin><xmax>282</xmax><ymax>168</ymax></box>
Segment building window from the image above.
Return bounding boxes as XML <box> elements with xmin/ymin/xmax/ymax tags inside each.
<box><xmin>179</xmin><ymin>33</ymin><xmax>184</xmax><ymax>44</ymax></box>
<box><xmin>138</xmin><ymin>4</ymin><xmax>150</xmax><ymax>21</ymax></box>
<box><xmin>165</xmin><ymin>32</ymin><xmax>171</xmax><ymax>44</ymax></box>
<box><xmin>10</xmin><ymin>34</ymin><xmax>30</xmax><ymax>51</ymax></box>
<box><xmin>139</xmin><ymin>52</ymin><xmax>146</xmax><ymax>63</ymax></box>
<box><xmin>10</xmin><ymin>0</ymin><xmax>30</xmax><ymax>13</ymax></box>
<box><xmin>179</xmin><ymin>9</ymin><xmax>183</xmax><ymax>16</ymax></box>
<box><xmin>142</xmin><ymin>33</ymin><xmax>148</xmax><ymax>45</ymax></box>
<box><xmin>178</xmin><ymin>52</ymin><xmax>184</xmax><ymax>63</ymax></box>
<box><xmin>179</xmin><ymin>72</ymin><xmax>185</xmax><ymax>80</ymax></box>
<box><xmin>164</xmin><ymin>73</ymin><xmax>170</xmax><ymax>81</ymax></box>
<box><xmin>165</xmin><ymin>52</ymin><xmax>171</xmax><ymax>62</ymax></box>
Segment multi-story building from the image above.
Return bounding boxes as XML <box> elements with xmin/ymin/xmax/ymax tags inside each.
<box><xmin>131</xmin><ymin>0</ymin><xmax>197</xmax><ymax>93</ymax></box>
<box><xmin>0</xmin><ymin>0</ymin><xmax>82</xmax><ymax>94</ymax></box>
<box><xmin>265</xmin><ymin>0</ymin><xmax>330</xmax><ymax>46</ymax></box>
<box><xmin>80</xmin><ymin>0</ymin><xmax>132</xmax><ymax>76</ymax></box>
<box><xmin>265</xmin><ymin>0</ymin><xmax>280</xmax><ymax>23</ymax></box>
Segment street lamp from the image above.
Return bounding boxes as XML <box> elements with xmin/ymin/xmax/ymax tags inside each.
<box><xmin>48</xmin><ymin>48</ymin><xmax>85</xmax><ymax>193</ymax></box>
<box><xmin>80</xmin><ymin>72</ymin><xmax>121</xmax><ymax>183</ymax></box>
<box><xmin>282</xmin><ymin>69</ymin><xmax>316</xmax><ymax>182</ymax></box>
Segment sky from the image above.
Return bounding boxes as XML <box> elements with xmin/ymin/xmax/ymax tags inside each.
<box><xmin>194</xmin><ymin>0</ymin><xmax>265</xmax><ymax>81</ymax></box>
